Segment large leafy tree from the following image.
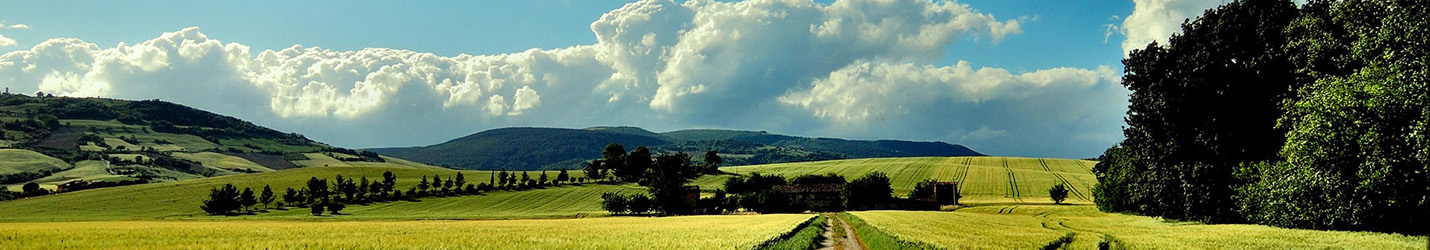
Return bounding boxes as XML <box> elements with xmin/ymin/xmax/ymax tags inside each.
<box><xmin>1098</xmin><ymin>0</ymin><xmax>1300</xmax><ymax>222</ymax></box>
<box><xmin>648</xmin><ymin>152</ymin><xmax>700</xmax><ymax>215</ymax></box>
<box><xmin>1237</xmin><ymin>0</ymin><xmax>1430</xmax><ymax>233</ymax></box>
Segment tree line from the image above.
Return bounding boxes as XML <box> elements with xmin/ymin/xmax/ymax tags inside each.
<box><xmin>603</xmin><ymin>171</ymin><xmax>958</xmax><ymax>215</ymax></box>
<box><xmin>202</xmin><ymin>171</ymin><xmax>491</xmax><ymax>216</ymax></box>
<box><xmin>1096</xmin><ymin>0</ymin><xmax>1428</xmax><ymax>233</ymax></box>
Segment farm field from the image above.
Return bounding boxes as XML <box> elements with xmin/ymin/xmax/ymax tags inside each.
<box><xmin>0</xmin><ymin>214</ymin><xmax>814</xmax><ymax>250</ymax></box>
<box><xmin>0</xmin><ymin>149</ymin><xmax>70</xmax><ymax>175</ymax></box>
<box><xmin>706</xmin><ymin>156</ymin><xmax>1096</xmax><ymax>204</ymax></box>
<box><xmin>850</xmin><ymin>206</ymin><xmax>1427</xmax><ymax>250</ymax></box>
<box><xmin>2</xmin><ymin>160</ymin><xmax>136</xmax><ymax>191</ymax></box>
<box><xmin>0</xmin><ymin>165</ymin><xmax>592</xmax><ymax>222</ymax></box>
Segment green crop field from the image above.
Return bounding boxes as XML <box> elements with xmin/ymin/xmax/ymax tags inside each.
<box><xmin>0</xmin><ymin>149</ymin><xmax>71</xmax><ymax>176</ymax></box>
<box><xmin>2</xmin><ymin>160</ymin><xmax>136</xmax><ymax>191</ymax></box>
<box><xmin>172</xmin><ymin>152</ymin><xmax>272</xmax><ymax>173</ymax></box>
<box><xmin>850</xmin><ymin>206</ymin><xmax>1427</xmax><ymax>250</ymax></box>
<box><xmin>0</xmin><ymin>214</ymin><xmax>813</xmax><ymax>250</ymax></box>
<box><xmin>707</xmin><ymin>156</ymin><xmax>1096</xmax><ymax>204</ymax></box>
<box><xmin>0</xmin><ymin>165</ymin><xmax>593</xmax><ymax>222</ymax></box>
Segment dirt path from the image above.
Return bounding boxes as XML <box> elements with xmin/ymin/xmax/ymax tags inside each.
<box><xmin>818</xmin><ymin>214</ymin><xmax>865</xmax><ymax>250</ymax></box>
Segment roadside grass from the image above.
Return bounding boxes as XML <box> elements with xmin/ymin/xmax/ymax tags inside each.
<box><xmin>841</xmin><ymin>212</ymin><xmax>946</xmax><ymax>250</ymax></box>
<box><xmin>757</xmin><ymin>214</ymin><xmax>828</xmax><ymax>250</ymax></box>
<box><xmin>0</xmin><ymin>214</ymin><xmax>813</xmax><ymax>250</ymax></box>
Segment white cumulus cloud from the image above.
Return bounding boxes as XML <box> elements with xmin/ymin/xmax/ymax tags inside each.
<box><xmin>1118</xmin><ymin>0</ymin><xmax>1223</xmax><ymax>56</ymax></box>
<box><xmin>0</xmin><ymin>0</ymin><xmax>1127</xmax><ymax>158</ymax></box>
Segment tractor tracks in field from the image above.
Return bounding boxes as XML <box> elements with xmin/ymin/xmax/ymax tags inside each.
<box><xmin>1003</xmin><ymin>158</ymin><xmax>1022</xmax><ymax>202</ymax></box>
<box><xmin>1039</xmin><ymin>159</ymin><xmax>1090</xmax><ymax>202</ymax></box>
<box><xmin>955</xmin><ymin>158</ymin><xmax>972</xmax><ymax>192</ymax></box>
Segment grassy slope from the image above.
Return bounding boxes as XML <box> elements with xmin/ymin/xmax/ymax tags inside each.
<box><xmin>0</xmin><ymin>148</ymin><xmax>70</xmax><ymax>175</ymax></box>
<box><xmin>852</xmin><ymin>206</ymin><xmax>1427</xmax><ymax>250</ymax></box>
<box><xmin>0</xmin><ymin>214</ymin><xmax>813</xmax><ymax>250</ymax></box>
<box><xmin>707</xmin><ymin>156</ymin><xmax>1096</xmax><ymax>204</ymax></box>
<box><xmin>172</xmin><ymin>152</ymin><xmax>272</xmax><ymax>172</ymax></box>
<box><xmin>2</xmin><ymin>160</ymin><xmax>133</xmax><ymax>191</ymax></box>
<box><xmin>0</xmin><ymin>165</ymin><xmax>591</xmax><ymax>222</ymax></box>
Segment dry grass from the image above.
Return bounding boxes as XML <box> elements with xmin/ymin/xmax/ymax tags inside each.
<box><xmin>0</xmin><ymin>214</ymin><xmax>813</xmax><ymax>250</ymax></box>
<box><xmin>853</xmin><ymin>206</ymin><xmax>1428</xmax><ymax>250</ymax></box>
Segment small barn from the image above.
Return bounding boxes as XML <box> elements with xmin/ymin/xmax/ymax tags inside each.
<box><xmin>775</xmin><ymin>183</ymin><xmax>845</xmax><ymax>211</ymax></box>
<box><xmin>932</xmin><ymin>181</ymin><xmax>960</xmax><ymax>205</ymax></box>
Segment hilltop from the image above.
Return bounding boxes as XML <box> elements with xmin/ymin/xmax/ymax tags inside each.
<box><xmin>0</xmin><ymin>93</ymin><xmax>411</xmax><ymax>192</ymax></box>
<box><xmin>369</xmin><ymin>126</ymin><xmax>982</xmax><ymax>170</ymax></box>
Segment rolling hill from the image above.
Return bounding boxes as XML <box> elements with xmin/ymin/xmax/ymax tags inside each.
<box><xmin>0</xmin><ymin>93</ymin><xmax>382</xmax><ymax>192</ymax></box>
<box><xmin>370</xmin><ymin>126</ymin><xmax>983</xmax><ymax>170</ymax></box>
<box><xmin>0</xmin><ymin>156</ymin><xmax>1076</xmax><ymax>221</ymax></box>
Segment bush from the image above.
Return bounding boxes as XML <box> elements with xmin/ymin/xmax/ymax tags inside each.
<box><xmin>310</xmin><ymin>203</ymin><xmax>324</xmax><ymax>216</ymax></box>
<box><xmin>601</xmin><ymin>192</ymin><xmax>630</xmax><ymax>214</ymax></box>
<box><xmin>1049</xmin><ymin>184</ymin><xmax>1068</xmax><ymax>205</ymax></box>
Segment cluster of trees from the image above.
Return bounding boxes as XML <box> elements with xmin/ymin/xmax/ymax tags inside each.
<box><xmin>593</xmin><ymin>146</ymin><xmax>707</xmax><ymax>215</ymax></box>
<box><xmin>1096</xmin><ymin>0</ymin><xmax>1429</xmax><ymax>233</ymax></box>
<box><xmin>583</xmin><ymin>143</ymin><xmax>722</xmax><ymax>185</ymax></box>
<box><xmin>603</xmin><ymin>171</ymin><xmax>905</xmax><ymax>215</ymax></box>
<box><xmin>0</xmin><ymin>182</ymin><xmax>55</xmax><ymax>202</ymax></box>
<box><xmin>319</xmin><ymin>147</ymin><xmax>385</xmax><ymax>162</ymax></box>
<box><xmin>491</xmin><ymin>169</ymin><xmax>576</xmax><ymax>190</ymax></box>
<box><xmin>201</xmin><ymin>171</ymin><xmax>490</xmax><ymax>216</ymax></box>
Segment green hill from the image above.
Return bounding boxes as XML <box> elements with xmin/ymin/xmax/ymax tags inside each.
<box><xmin>0</xmin><ymin>156</ymin><xmax>1085</xmax><ymax>221</ymax></box>
<box><xmin>370</xmin><ymin>127</ymin><xmax>983</xmax><ymax>170</ymax></box>
<box><xmin>0</xmin><ymin>94</ymin><xmax>388</xmax><ymax>192</ymax></box>
<box><xmin>0</xmin><ymin>164</ymin><xmax>601</xmax><ymax>222</ymax></box>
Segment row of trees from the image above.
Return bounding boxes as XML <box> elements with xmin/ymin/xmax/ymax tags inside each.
<box><xmin>492</xmin><ymin>169</ymin><xmax>577</xmax><ymax>189</ymax></box>
<box><xmin>202</xmin><ymin>171</ymin><xmax>494</xmax><ymax>216</ymax></box>
<box><xmin>1097</xmin><ymin>0</ymin><xmax>1428</xmax><ymax>233</ymax></box>
<box><xmin>603</xmin><ymin>171</ymin><xmax>901</xmax><ymax>215</ymax></box>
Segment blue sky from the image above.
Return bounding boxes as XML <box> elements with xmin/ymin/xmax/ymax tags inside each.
<box><xmin>0</xmin><ymin>0</ymin><xmax>1218</xmax><ymax>158</ymax></box>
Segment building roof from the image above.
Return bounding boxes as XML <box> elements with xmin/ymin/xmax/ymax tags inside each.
<box><xmin>774</xmin><ymin>183</ymin><xmax>844</xmax><ymax>193</ymax></box>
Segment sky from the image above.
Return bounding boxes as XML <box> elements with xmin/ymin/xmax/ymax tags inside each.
<box><xmin>0</xmin><ymin>0</ymin><xmax>1232</xmax><ymax>158</ymax></box>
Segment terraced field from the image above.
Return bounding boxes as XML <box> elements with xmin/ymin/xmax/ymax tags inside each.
<box><xmin>0</xmin><ymin>214</ymin><xmax>814</xmax><ymax>250</ymax></box>
<box><xmin>708</xmin><ymin>156</ymin><xmax>1097</xmax><ymax>204</ymax></box>
<box><xmin>849</xmin><ymin>206</ymin><xmax>1427</xmax><ymax>250</ymax></box>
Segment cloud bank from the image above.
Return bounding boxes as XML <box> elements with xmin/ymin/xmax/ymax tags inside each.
<box><xmin>0</xmin><ymin>0</ymin><xmax>1127</xmax><ymax>158</ymax></box>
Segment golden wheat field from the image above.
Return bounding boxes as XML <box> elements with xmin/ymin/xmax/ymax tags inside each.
<box><xmin>0</xmin><ymin>214</ymin><xmax>812</xmax><ymax>250</ymax></box>
<box><xmin>851</xmin><ymin>206</ymin><xmax>1428</xmax><ymax>250</ymax></box>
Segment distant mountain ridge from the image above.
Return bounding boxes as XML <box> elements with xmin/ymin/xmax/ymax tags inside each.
<box><xmin>368</xmin><ymin>126</ymin><xmax>982</xmax><ymax>170</ymax></box>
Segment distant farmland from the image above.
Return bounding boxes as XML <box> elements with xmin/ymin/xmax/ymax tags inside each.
<box><xmin>704</xmin><ymin>156</ymin><xmax>1096</xmax><ymax>204</ymax></box>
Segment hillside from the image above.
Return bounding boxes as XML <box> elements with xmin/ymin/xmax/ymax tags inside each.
<box><xmin>370</xmin><ymin>126</ymin><xmax>983</xmax><ymax>170</ymax></box>
<box><xmin>0</xmin><ymin>93</ymin><xmax>375</xmax><ymax>192</ymax></box>
<box><xmin>0</xmin><ymin>165</ymin><xmax>598</xmax><ymax>222</ymax></box>
<box><xmin>0</xmin><ymin>156</ymin><xmax>1078</xmax><ymax>221</ymax></box>
<box><xmin>368</xmin><ymin>127</ymin><xmax>674</xmax><ymax>170</ymax></box>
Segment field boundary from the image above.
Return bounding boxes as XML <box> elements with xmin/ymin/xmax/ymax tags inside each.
<box><xmin>754</xmin><ymin>214</ymin><xmax>823</xmax><ymax>250</ymax></box>
<box><xmin>840</xmin><ymin>213</ymin><xmax>945</xmax><ymax>250</ymax></box>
